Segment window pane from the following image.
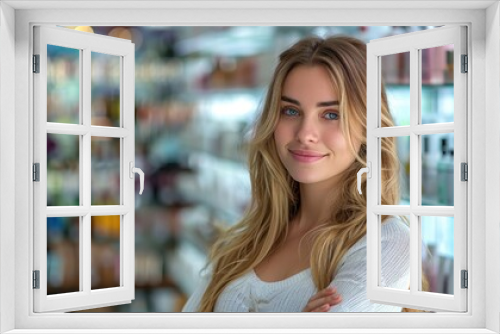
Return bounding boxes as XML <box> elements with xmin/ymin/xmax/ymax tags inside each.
<box><xmin>47</xmin><ymin>44</ymin><xmax>80</xmax><ymax>124</ymax></box>
<box><xmin>421</xmin><ymin>216</ymin><xmax>454</xmax><ymax>295</ymax></box>
<box><xmin>421</xmin><ymin>133</ymin><xmax>454</xmax><ymax>206</ymax></box>
<box><xmin>47</xmin><ymin>133</ymin><xmax>79</xmax><ymax>206</ymax></box>
<box><xmin>47</xmin><ymin>217</ymin><xmax>80</xmax><ymax>295</ymax></box>
<box><xmin>381</xmin><ymin>52</ymin><xmax>410</xmax><ymax>127</ymax></box>
<box><xmin>91</xmin><ymin>215</ymin><xmax>121</xmax><ymax>290</ymax></box>
<box><xmin>381</xmin><ymin>136</ymin><xmax>410</xmax><ymax>205</ymax></box>
<box><xmin>91</xmin><ymin>137</ymin><xmax>121</xmax><ymax>205</ymax></box>
<box><xmin>421</xmin><ymin>45</ymin><xmax>454</xmax><ymax>124</ymax></box>
<box><xmin>92</xmin><ymin>52</ymin><xmax>121</xmax><ymax>127</ymax></box>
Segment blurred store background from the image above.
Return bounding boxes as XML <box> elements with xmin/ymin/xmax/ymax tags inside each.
<box><xmin>46</xmin><ymin>26</ymin><xmax>455</xmax><ymax>312</ymax></box>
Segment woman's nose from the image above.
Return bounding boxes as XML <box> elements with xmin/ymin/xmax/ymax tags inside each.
<box><xmin>296</xmin><ymin>117</ymin><xmax>319</xmax><ymax>143</ymax></box>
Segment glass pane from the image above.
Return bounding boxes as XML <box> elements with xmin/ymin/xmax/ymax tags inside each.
<box><xmin>421</xmin><ymin>133</ymin><xmax>454</xmax><ymax>206</ymax></box>
<box><xmin>47</xmin><ymin>44</ymin><xmax>80</xmax><ymax>124</ymax></box>
<box><xmin>91</xmin><ymin>52</ymin><xmax>121</xmax><ymax>127</ymax></box>
<box><xmin>381</xmin><ymin>52</ymin><xmax>410</xmax><ymax>127</ymax></box>
<box><xmin>421</xmin><ymin>216</ymin><xmax>454</xmax><ymax>295</ymax></box>
<box><xmin>47</xmin><ymin>216</ymin><xmax>80</xmax><ymax>295</ymax></box>
<box><xmin>421</xmin><ymin>45</ymin><xmax>454</xmax><ymax>124</ymax></box>
<box><xmin>381</xmin><ymin>136</ymin><xmax>410</xmax><ymax>205</ymax></box>
<box><xmin>47</xmin><ymin>133</ymin><xmax>79</xmax><ymax>206</ymax></box>
<box><xmin>380</xmin><ymin>215</ymin><xmax>410</xmax><ymax>290</ymax></box>
<box><xmin>91</xmin><ymin>137</ymin><xmax>121</xmax><ymax>205</ymax></box>
<box><xmin>91</xmin><ymin>215</ymin><xmax>121</xmax><ymax>290</ymax></box>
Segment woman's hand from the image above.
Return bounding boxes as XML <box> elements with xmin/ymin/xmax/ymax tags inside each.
<box><xmin>302</xmin><ymin>287</ymin><xmax>342</xmax><ymax>312</ymax></box>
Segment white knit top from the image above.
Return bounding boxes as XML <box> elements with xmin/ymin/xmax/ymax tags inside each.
<box><xmin>182</xmin><ymin>216</ymin><xmax>410</xmax><ymax>312</ymax></box>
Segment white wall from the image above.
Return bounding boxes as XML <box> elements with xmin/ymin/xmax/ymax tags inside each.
<box><xmin>0</xmin><ymin>2</ymin><xmax>16</xmax><ymax>333</ymax></box>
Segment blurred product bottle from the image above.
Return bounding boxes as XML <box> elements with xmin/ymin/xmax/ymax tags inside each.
<box><xmin>422</xmin><ymin>136</ymin><xmax>437</xmax><ymax>202</ymax></box>
<box><xmin>433</xmin><ymin>46</ymin><xmax>446</xmax><ymax>85</ymax></box>
<box><xmin>437</xmin><ymin>138</ymin><xmax>455</xmax><ymax>205</ymax></box>
<box><xmin>47</xmin><ymin>252</ymin><xmax>63</xmax><ymax>292</ymax></box>
<box><xmin>437</xmin><ymin>138</ymin><xmax>449</xmax><ymax>205</ymax></box>
<box><xmin>445</xmin><ymin>50</ymin><xmax>454</xmax><ymax>83</ymax></box>
<box><xmin>209</xmin><ymin>57</ymin><xmax>237</xmax><ymax>89</ymax></box>
<box><xmin>447</xmin><ymin>149</ymin><xmax>455</xmax><ymax>206</ymax></box>
<box><xmin>398</xmin><ymin>51</ymin><xmax>410</xmax><ymax>84</ymax></box>
<box><xmin>381</xmin><ymin>52</ymin><xmax>397</xmax><ymax>84</ymax></box>
<box><xmin>209</xmin><ymin>58</ymin><xmax>227</xmax><ymax>89</ymax></box>
<box><xmin>421</xmin><ymin>48</ymin><xmax>429</xmax><ymax>84</ymax></box>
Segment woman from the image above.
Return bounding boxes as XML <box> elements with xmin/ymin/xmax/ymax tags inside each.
<box><xmin>182</xmin><ymin>35</ymin><xmax>410</xmax><ymax>312</ymax></box>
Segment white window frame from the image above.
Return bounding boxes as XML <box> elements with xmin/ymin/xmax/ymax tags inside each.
<box><xmin>366</xmin><ymin>25</ymin><xmax>468</xmax><ymax>312</ymax></box>
<box><xmin>1</xmin><ymin>1</ymin><xmax>499</xmax><ymax>334</ymax></box>
<box><xmin>33</xmin><ymin>25</ymin><xmax>136</xmax><ymax>313</ymax></box>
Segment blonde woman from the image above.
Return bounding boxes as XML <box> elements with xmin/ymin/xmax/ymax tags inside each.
<box><xmin>182</xmin><ymin>35</ymin><xmax>410</xmax><ymax>312</ymax></box>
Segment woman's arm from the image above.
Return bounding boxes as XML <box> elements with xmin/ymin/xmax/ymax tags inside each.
<box><xmin>328</xmin><ymin>217</ymin><xmax>410</xmax><ymax>312</ymax></box>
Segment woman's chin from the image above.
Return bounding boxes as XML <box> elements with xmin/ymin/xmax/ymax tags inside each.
<box><xmin>289</xmin><ymin>173</ymin><xmax>324</xmax><ymax>185</ymax></box>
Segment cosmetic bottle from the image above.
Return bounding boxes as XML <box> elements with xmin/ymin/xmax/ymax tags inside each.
<box><xmin>421</xmin><ymin>136</ymin><xmax>436</xmax><ymax>203</ymax></box>
<box><xmin>437</xmin><ymin>138</ymin><xmax>449</xmax><ymax>205</ymax></box>
<box><xmin>446</xmin><ymin>149</ymin><xmax>455</xmax><ymax>206</ymax></box>
<box><xmin>445</xmin><ymin>50</ymin><xmax>454</xmax><ymax>83</ymax></box>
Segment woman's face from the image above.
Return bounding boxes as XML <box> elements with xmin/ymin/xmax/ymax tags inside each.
<box><xmin>274</xmin><ymin>65</ymin><xmax>360</xmax><ymax>186</ymax></box>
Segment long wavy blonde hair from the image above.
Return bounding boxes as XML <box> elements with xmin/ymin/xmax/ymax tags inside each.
<box><xmin>197</xmin><ymin>35</ymin><xmax>401</xmax><ymax>312</ymax></box>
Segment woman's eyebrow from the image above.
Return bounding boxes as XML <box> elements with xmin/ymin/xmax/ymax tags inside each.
<box><xmin>281</xmin><ymin>95</ymin><xmax>339</xmax><ymax>107</ymax></box>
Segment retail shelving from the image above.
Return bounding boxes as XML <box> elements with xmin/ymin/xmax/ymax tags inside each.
<box><xmin>48</xmin><ymin>25</ymin><xmax>453</xmax><ymax>311</ymax></box>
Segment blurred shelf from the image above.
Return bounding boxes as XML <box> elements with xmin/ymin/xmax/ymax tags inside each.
<box><xmin>175</xmin><ymin>26</ymin><xmax>276</xmax><ymax>57</ymax></box>
<box><xmin>181</xmin><ymin>86</ymin><xmax>265</xmax><ymax>97</ymax></box>
<box><xmin>182</xmin><ymin>192</ymin><xmax>242</xmax><ymax>226</ymax></box>
<box><xmin>187</xmin><ymin>149</ymin><xmax>247</xmax><ymax>167</ymax></box>
<box><xmin>135</xmin><ymin>276</ymin><xmax>178</xmax><ymax>290</ymax></box>
<box><xmin>181</xmin><ymin>229</ymin><xmax>212</xmax><ymax>254</ymax></box>
<box><xmin>47</xmin><ymin>25</ymin><xmax>457</xmax><ymax>313</ymax></box>
<box><xmin>166</xmin><ymin>240</ymin><xmax>208</xmax><ymax>296</ymax></box>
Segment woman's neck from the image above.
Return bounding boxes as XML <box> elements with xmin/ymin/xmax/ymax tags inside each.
<box><xmin>293</xmin><ymin>178</ymin><xmax>340</xmax><ymax>232</ymax></box>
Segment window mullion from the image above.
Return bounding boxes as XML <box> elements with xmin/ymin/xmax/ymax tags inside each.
<box><xmin>120</xmin><ymin>55</ymin><xmax>125</xmax><ymax>287</ymax></box>
<box><xmin>409</xmin><ymin>47</ymin><xmax>420</xmax><ymax>295</ymax></box>
<box><xmin>82</xmin><ymin>47</ymin><xmax>92</xmax><ymax>294</ymax></box>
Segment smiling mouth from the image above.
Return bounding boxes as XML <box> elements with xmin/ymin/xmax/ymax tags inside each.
<box><xmin>289</xmin><ymin>150</ymin><xmax>327</xmax><ymax>163</ymax></box>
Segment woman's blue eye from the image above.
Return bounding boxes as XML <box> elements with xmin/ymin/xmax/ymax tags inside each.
<box><xmin>324</xmin><ymin>112</ymin><xmax>339</xmax><ymax>120</ymax></box>
<box><xmin>282</xmin><ymin>107</ymin><xmax>299</xmax><ymax>116</ymax></box>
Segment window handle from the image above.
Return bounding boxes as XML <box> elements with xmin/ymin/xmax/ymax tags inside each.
<box><xmin>129</xmin><ymin>161</ymin><xmax>144</xmax><ymax>195</ymax></box>
<box><xmin>357</xmin><ymin>162</ymin><xmax>371</xmax><ymax>195</ymax></box>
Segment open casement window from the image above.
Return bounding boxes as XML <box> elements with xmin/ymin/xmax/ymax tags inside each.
<box><xmin>364</xmin><ymin>25</ymin><xmax>467</xmax><ymax>312</ymax></box>
<box><xmin>33</xmin><ymin>25</ymin><xmax>141</xmax><ymax>312</ymax></box>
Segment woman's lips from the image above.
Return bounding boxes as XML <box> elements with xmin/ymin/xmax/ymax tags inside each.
<box><xmin>289</xmin><ymin>149</ymin><xmax>326</xmax><ymax>163</ymax></box>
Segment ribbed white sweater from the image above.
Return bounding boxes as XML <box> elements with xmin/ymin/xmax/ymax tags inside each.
<box><xmin>182</xmin><ymin>217</ymin><xmax>410</xmax><ymax>312</ymax></box>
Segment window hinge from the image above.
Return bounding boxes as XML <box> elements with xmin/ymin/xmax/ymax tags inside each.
<box><xmin>461</xmin><ymin>54</ymin><xmax>468</xmax><ymax>73</ymax></box>
<box><xmin>461</xmin><ymin>270</ymin><xmax>468</xmax><ymax>289</ymax></box>
<box><xmin>461</xmin><ymin>162</ymin><xmax>468</xmax><ymax>181</ymax></box>
<box><xmin>33</xmin><ymin>163</ymin><xmax>40</xmax><ymax>182</ymax></box>
<box><xmin>33</xmin><ymin>270</ymin><xmax>40</xmax><ymax>289</ymax></box>
<box><xmin>33</xmin><ymin>54</ymin><xmax>40</xmax><ymax>73</ymax></box>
